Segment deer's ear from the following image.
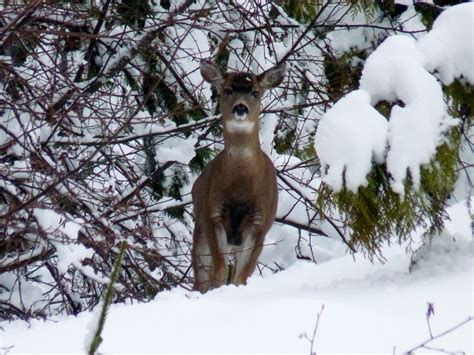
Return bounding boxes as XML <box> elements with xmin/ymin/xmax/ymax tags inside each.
<box><xmin>200</xmin><ymin>60</ymin><xmax>224</xmax><ymax>87</ymax></box>
<box><xmin>257</xmin><ymin>62</ymin><xmax>286</xmax><ymax>90</ymax></box>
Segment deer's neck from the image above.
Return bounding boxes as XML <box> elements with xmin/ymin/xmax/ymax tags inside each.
<box><xmin>223</xmin><ymin>123</ymin><xmax>262</xmax><ymax>161</ymax></box>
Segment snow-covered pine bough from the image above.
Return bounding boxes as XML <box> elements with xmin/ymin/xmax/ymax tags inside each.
<box><xmin>191</xmin><ymin>60</ymin><xmax>286</xmax><ymax>293</ymax></box>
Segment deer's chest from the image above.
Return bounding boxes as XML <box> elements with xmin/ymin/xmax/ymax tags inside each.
<box><xmin>221</xmin><ymin>166</ymin><xmax>262</xmax><ymax>198</ymax></box>
<box><xmin>206</xmin><ymin>150</ymin><xmax>275</xmax><ymax>207</ymax></box>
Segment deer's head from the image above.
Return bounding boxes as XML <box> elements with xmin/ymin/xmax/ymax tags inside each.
<box><xmin>200</xmin><ymin>60</ymin><xmax>286</xmax><ymax>133</ymax></box>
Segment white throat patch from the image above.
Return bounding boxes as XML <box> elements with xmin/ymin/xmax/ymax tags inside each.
<box><xmin>225</xmin><ymin>120</ymin><xmax>255</xmax><ymax>134</ymax></box>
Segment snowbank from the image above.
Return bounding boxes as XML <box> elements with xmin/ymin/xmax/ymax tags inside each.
<box><xmin>1</xmin><ymin>200</ymin><xmax>471</xmax><ymax>354</ymax></box>
<box><xmin>1</xmin><ymin>234</ymin><xmax>471</xmax><ymax>354</ymax></box>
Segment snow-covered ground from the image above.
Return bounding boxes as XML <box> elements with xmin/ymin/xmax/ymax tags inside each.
<box><xmin>1</xmin><ymin>200</ymin><xmax>472</xmax><ymax>355</ymax></box>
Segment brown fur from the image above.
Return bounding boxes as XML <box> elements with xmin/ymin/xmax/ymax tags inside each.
<box><xmin>192</xmin><ymin>61</ymin><xmax>285</xmax><ymax>292</ymax></box>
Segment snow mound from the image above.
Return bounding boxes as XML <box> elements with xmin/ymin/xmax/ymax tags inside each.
<box><xmin>1</xmin><ymin>231</ymin><xmax>472</xmax><ymax>354</ymax></box>
<box><xmin>2</xmin><ymin>199</ymin><xmax>471</xmax><ymax>354</ymax></box>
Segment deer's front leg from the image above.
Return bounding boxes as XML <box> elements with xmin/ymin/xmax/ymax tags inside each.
<box><xmin>209</xmin><ymin>211</ymin><xmax>230</xmax><ymax>289</ymax></box>
<box><xmin>192</xmin><ymin>226</ymin><xmax>213</xmax><ymax>293</ymax></box>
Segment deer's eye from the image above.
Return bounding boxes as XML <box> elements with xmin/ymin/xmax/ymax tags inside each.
<box><xmin>223</xmin><ymin>88</ymin><xmax>233</xmax><ymax>97</ymax></box>
<box><xmin>251</xmin><ymin>90</ymin><xmax>259</xmax><ymax>98</ymax></box>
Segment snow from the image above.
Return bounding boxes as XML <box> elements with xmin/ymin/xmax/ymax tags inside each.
<box><xmin>361</xmin><ymin>35</ymin><xmax>450</xmax><ymax>193</ymax></box>
<box><xmin>33</xmin><ymin>209</ymin><xmax>82</xmax><ymax>241</ymax></box>
<box><xmin>30</xmin><ymin>209</ymin><xmax>101</xmax><ymax>280</ymax></box>
<box><xmin>418</xmin><ymin>3</ymin><xmax>474</xmax><ymax>85</ymax></box>
<box><xmin>155</xmin><ymin>134</ymin><xmax>197</xmax><ymax>165</ymax></box>
<box><xmin>0</xmin><ymin>272</ymin><xmax>45</xmax><ymax>318</ymax></box>
<box><xmin>396</xmin><ymin>0</ymin><xmax>414</xmax><ymax>6</ymax></box>
<box><xmin>1</xmin><ymin>200</ymin><xmax>472</xmax><ymax>354</ymax></box>
<box><xmin>314</xmin><ymin>3</ymin><xmax>473</xmax><ymax>194</ymax></box>
<box><xmin>4</xmin><ymin>195</ymin><xmax>470</xmax><ymax>354</ymax></box>
<box><xmin>314</xmin><ymin>90</ymin><xmax>388</xmax><ymax>192</ymax></box>
<box><xmin>168</xmin><ymin>24</ymin><xmax>210</xmax><ymax>88</ymax></box>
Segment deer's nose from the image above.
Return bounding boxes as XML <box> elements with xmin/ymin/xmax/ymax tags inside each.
<box><xmin>232</xmin><ymin>104</ymin><xmax>249</xmax><ymax>118</ymax></box>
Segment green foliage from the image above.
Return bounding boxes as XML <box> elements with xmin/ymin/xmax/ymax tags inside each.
<box><xmin>155</xmin><ymin>80</ymin><xmax>189</xmax><ymax>126</ymax></box>
<box><xmin>374</xmin><ymin>100</ymin><xmax>394</xmax><ymax>118</ymax></box>
<box><xmin>349</xmin><ymin>0</ymin><xmax>379</xmax><ymax>20</ymax></box>
<box><xmin>87</xmin><ymin>47</ymin><xmax>102</xmax><ymax>79</ymax></box>
<box><xmin>168</xmin><ymin>166</ymin><xmax>189</xmax><ymax>201</ymax></box>
<box><xmin>188</xmin><ymin>107</ymin><xmax>206</xmax><ymax>122</ymax></box>
<box><xmin>414</xmin><ymin>2</ymin><xmax>443</xmax><ymax>30</ymax></box>
<box><xmin>298</xmin><ymin>140</ymin><xmax>317</xmax><ymax>161</ymax></box>
<box><xmin>165</xmin><ymin>166</ymin><xmax>190</xmax><ymax>221</ymax></box>
<box><xmin>143</xmin><ymin>136</ymin><xmax>165</xmax><ymax>199</ymax></box>
<box><xmin>274</xmin><ymin>125</ymin><xmax>297</xmax><ymax>154</ymax></box>
<box><xmin>283</xmin><ymin>0</ymin><xmax>322</xmax><ymax>23</ymax></box>
<box><xmin>160</xmin><ymin>0</ymin><xmax>171</xmax><ymax>9</ymax></box>
<box><xmin>418</xmin><ymin>134</ymin><xmax>459</xmax><ymax>233</ymax></box>
<box><xmin>444</xmin><ymin>80</ymin><xmax>474</xmax><ymax>123</ymax></box>
<box><xmin>1</xmin><ymin>31</ymin><xmax>39</xmax><ymax>67</ymax></box>
<box><xmin>317</xmin><ymin>128</ymin><xmax>460</xmax><ymax>259</ymax></box>
<box><xmin>123</xmin><ymin>69</ymin><xmax>140</xmax><ymax>92</ymax></box>
<box><xmin>165</xmin><ymin>204</ymin><xmax>186</xmax><ymax>220</ymax></box>
<box><xmin>317</xmin><ymin>77</ymin><xmax>467</xmax><ymax>257</ymax></box>
<box><xmin>324</xmin><ymin>51</ymin><xmax>365</xmax><ymax>102</ymax></box>
<box><xmin>283</xmin><ymin>0</ymin><xmax>375</xmax><ymax>26</ymax></box>
<box><xmin>433</xmin><ymin>0</ymin><xmax>465</xmax><ymax>5</ymax></box>
<box><xmin>116</xmin><ymin>0</ymin><xmax>152</xmax><ymax>28</ymax></box>
<box><xmin>188</xmin><ymin>147</ymin><xmax>215</xmax><ymax>174</ymax></box>
<box><xmin>143</xmin><ymin>139</ymin><xmax>191</xmax><ymax>206</ymax></box>
<box><xmin>88</xmin><ymin>4</ymin><xmax>102</xmax><ymax>18</ymax></box>
<box><xmin>139</xmin><ymin>47</ymin><xmax>190</xmax><ymax>126</ymax></box>
<box><xmin>318</xmin><ymin>166</ymin><xmax>413</xmax><ymax>260</ymax></box>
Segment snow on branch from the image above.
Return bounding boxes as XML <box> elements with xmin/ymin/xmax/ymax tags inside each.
<box><xmin>315</xmin><ymin>3</ymin><xmax>473</xmax><ymax>194</ymax></box>
<box><xmin>315</xmin><ymin>90</ymin><xmax>387</xmax><ymax>192</ymax></box>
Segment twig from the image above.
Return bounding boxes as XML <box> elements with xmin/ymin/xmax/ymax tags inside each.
<box><xmin>426</xmin><ymin>302</ymin><xmax>435</xmax><ymax>339</ymax></box>
<box><xmin>402</xmin><ymin>316</ymin><xmax>473</xmax><ymax>355</ymax></box>
<box><xmin>0</xmin><ymin>346</ymin><xmax>14</xmax><ymax>355</ymax></box>
<box><xmin>275</xmin><ymin>217</ymin><xmax>326</xmax><ymax>238</ymax></box>
<box><xmin>277</xmin><ymin>173</ymin><xmax>355</xmax><ymax>252</ymax></box>
<box><xmin>300</xmin><ymin>305</ymin><xmax>325</xmax><ymax>355</ymax></box>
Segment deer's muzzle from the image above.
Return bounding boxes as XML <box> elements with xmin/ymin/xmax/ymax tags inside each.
<box><xmin>232</xmin><ymin>104</ymin><xmax>249</xmax><ymax>120</ymax></box>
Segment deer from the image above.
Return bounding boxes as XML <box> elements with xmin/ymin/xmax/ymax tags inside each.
<box><xmin>191</xmin><ymin>59</ymin><xmax>286</xmax><ymax>293</ymax></box>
